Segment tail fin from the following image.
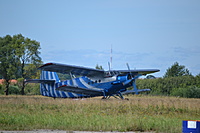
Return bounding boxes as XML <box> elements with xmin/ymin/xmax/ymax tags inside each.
<box><xmin>26</xmin><ymin>71</ymin><xmax>83</xmax><ymax>98</ymax></box>
<box><xmin>40</xmin><ymin>71</ymin><xmax>60</xmax><ymax>82</ymax></box>
<box><xmin>40</xmin><ymin>71</ymin><xmax>60</xmax><ymax>97</ymax></box>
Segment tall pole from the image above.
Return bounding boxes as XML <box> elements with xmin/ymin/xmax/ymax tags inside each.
<box><xmin>110</xmin><ymin>44</ymin><xmax>112</xmax><ymax>70</ymax></box>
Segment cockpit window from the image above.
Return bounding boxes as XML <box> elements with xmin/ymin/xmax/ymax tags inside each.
<box><xmin>104</xmin><ymin>71</ymin><xmax>119</xmax><ymax>77</ymax></box>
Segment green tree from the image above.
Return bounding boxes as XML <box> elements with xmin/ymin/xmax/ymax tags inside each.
<box><xmin>95</xmin><ymin>64</ymin><xmax>104</xmax><ymax>70</ymax></box>
<box><xmin>0</xmin><ymin>35</ymin><xmax>18</xmax><ymax>95</ymax></box>
<box><xmin>164</xmin><ymin>62</ymin><xmax>191</xmax><ymax>78</ymax></box>
<box><xmin>13</xmin><ymin>34</ymin><xmax>42</xmax><ymax>95</ymax></box>
<box><xmin>0</xmin><ymin>34</ymin><xmax>42</xmax><ymax>95</ymax></box>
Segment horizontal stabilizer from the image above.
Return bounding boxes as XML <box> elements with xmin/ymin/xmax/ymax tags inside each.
<box><xmin>56</xmin><ymin>85</ymin><xmax>103</xmax><ymax>96</ymax></box>
<box><xmin>121</xmin><ymin>89</ymin><xmax>151</xmax><ymax>95</ymax></box>
<box><xmin>25</xmin><ymin>79</ymin><xmax>55</xmax><ymax>84</ymax></box>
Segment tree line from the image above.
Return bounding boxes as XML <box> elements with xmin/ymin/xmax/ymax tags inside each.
<box><xmin>137</xmin><ymin>62</ymin><xmax>200</xmax><ymax>98</ymax></box>
<box><xmin>0</xmin><ymin>34</ymin><xmax>200</xmax><ymax>98</ymax></box>
<box><xmin>0</xmin><ymin>34</ymin><xmax>42</xmax><ymax>95</ymax></box>
<box><xmin>137</xmin><ymin>75</ymin><xmax>200</xmax><ymax>98</ymax></box>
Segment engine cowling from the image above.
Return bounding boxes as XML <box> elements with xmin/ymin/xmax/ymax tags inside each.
<box><xmin>116</xmin><ymin>74</ymin><xmax>132</xmax><ymax>82</ymax></box>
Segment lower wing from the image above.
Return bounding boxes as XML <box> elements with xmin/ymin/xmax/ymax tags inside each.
<box><xmin>56</xmin><ymin>85</ymin><xmax>103</xmax><ymax>96</ymax></box>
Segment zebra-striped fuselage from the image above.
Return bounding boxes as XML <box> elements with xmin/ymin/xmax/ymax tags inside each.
<box><xmin>40</xmin><ymin>71</ymin><xmax>124</xmax><ymax>98</ymax></box>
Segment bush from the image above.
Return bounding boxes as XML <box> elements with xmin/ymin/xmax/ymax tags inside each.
<box><xmin>8</xmin><ymin>85</ymin><xmax>21</xmax><ymax>95</ymax></box>
<box><xmin>171</xmin><ymin>86</ymin><xmax>200</xmax><ymax>98</ymax></box>
<box><xmin>0</xmin><ymin>84</ymin><xmax>21</xmax><ymax>95</ymax></box>
<box><xmin>136</xmin><ymin>76</ymin><xmax>200</xmax><ymax>98</ymax></box>
<box><xmin>0</xmin><ymin>83</ymin><xmax>40</xmax><ymax>95</ymax></box>
<box><xmin>0</xmin><ymin>84</ymin><xmax>4</xmax><ymax>95</ymax></box>
<box><xmin>25</xmin><ymin>84</ymin><xmax>40</xmax><ymax>95</ymax></box>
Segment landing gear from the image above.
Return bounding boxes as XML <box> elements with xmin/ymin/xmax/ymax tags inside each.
<box><xmin>101</xmin><ymin>96</ymin><xmax>110</xmax><ymax>99</ymax></box>
<box><xmin>124</xmin><ymin>98</ymin><xmax>129</xmax><ymax>101</ymax></box>
<box><xmin>101</xmin><ymin>91</ymin><xmax>129</xmax><ymax>100</ymax></box>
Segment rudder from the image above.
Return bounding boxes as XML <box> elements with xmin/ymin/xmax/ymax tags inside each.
<box><xmin>40</xmin><ymin>71</ymin><xmax>60</xmax><ymax>97</ymax></box>
<box><xmin>40</xmin><ymin>71</ymin><xmax>60</xmax><ymax>82</ymax></box>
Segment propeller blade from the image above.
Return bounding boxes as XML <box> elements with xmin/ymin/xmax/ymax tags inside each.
<box><xmin>123</xmin><ymin>74</ymin><xmax>140</xmax><ymax>86</ymax></box>
<box><xmin>124</xmin><ymin>63</ymin><xmax>141</xmax><ymax>95</ymax></box>
<box><xmin>123</xmin><ymin>79</ymin><xmax>133</xmax><ymax>86</ymax></box>
<box><xmin>126</xmin><ymin>63</ymin><xmax>130</xmax><ymax>71</ymax></box>
<box><xmin>133</xmin><ymin>81</ymin><xmax>139</xmax><ymax>95</ymax></box>
<box><xmin>126</xmin><ymin>63</ymin><xmax>133</xmax><ymax>78</ymax></box>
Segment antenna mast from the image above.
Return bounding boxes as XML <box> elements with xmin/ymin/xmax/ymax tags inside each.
<box><xmin>110</xmin><ymin>44</ymin><xmax>112</xmax><ymax>70</ymax></box>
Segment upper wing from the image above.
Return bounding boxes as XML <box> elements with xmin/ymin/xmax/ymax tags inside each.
<box><xmin>38</xmin><ymin>63</ymin><xmax>105</xmax><ymax>77</ymax></box>
<box><xmin>116</xmin><ymin>69</ymin><xmax>160</xmax><ymax>76</ymax></box>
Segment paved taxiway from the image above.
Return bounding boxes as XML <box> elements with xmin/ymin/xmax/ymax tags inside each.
<box><xmin>0</xmin><ymin>130</ymin><xmax>155</xmax><ymax>133</ymax></box>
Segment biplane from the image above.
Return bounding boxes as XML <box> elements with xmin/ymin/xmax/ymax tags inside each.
<box><xmin>26</xmin><ymin>63</ymin><xmax>159</xmax><ymax>99</ymax></box>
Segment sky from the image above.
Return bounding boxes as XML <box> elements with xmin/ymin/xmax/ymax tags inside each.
<box><xmin>0</xmin><ymin>0</ymin><xmax>200</xmax><ymax>77</ymax></box>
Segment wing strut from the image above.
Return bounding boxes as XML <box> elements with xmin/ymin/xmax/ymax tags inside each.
<box><xmin>70</xmin><ymin>72</ymin><xmax>76</xmax><ymax>86</ymax></box>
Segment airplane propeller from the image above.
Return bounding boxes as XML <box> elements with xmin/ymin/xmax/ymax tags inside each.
<box><xmin>122</xmin><ymin>63</ymin><xmax>140</xmax><ymax>94</ymax></box>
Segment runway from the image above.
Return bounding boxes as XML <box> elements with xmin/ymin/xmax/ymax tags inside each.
<box><xmin>0</xmin><ymin>130</ymin><xmax>155</xmax><ymax>133</ymax></box>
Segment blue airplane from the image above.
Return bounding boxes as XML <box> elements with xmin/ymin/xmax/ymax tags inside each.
<box><xmin>26</xmin><ymin>63</ymin><xmax>159</xmax><ymax>99</ymax></box>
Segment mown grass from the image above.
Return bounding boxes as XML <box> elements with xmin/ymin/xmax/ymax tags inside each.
<box><xmin>0</xmin><ymin>95</ymin><xmax>199</xmax><ymax>132</ymax></box>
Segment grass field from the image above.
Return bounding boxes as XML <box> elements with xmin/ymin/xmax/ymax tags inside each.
<box><xmin>0</xmin><ymin>95</ymin><xmax>199</xmax><ymax>133</ymax></box>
